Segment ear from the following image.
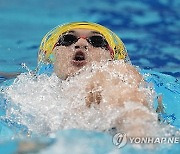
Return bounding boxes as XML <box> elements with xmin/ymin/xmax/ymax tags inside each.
<box><xmin>107</xmin><ymin>45</ymin><xmax>114</xmax><ymax>59</ymax></box>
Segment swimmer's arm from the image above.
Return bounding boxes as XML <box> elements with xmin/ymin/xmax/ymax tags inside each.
<box><xmin>125</xmin><ymin>63</ymin><xmax>144</xmax><ymax>82</ymax></box>
<box><xmin>119</xmin><ymin>108</ymin><xmax>158</xmax><ymax>137</ymax></box>
<box><xmin>0</xmin><ymin>72</ymin><xmax>21</xmax><ymax>79</ymax></box>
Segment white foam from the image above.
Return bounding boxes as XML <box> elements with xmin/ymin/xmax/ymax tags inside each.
<box><xmin>2</xmin><ymin>60</ymin><xmax>174</xmax><ymax>137</ymax></box>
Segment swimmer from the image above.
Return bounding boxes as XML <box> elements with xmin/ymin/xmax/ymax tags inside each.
<box><xmin>37</xmin><ymin>22</ymin><xmax>162</xmax><ymax>137</ymax></box>
<box><xmin>2</xmin><ymin>22</ymin><xmax>163</xmax><ymax>137</ymax></box>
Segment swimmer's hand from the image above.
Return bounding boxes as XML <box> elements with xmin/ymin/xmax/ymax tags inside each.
<box><xmin>156</xmin><ymin>95</ymin><xmax>165</xmax><ymax>114</ymax></box>
<box><xmin>0</xmin><ymin>71</ymin><xmax>21</xmax><ymax>79</ymax></box>
<box><xmin>85</xmin><ymin>90</ymin><xmax>102</xmax><ymax>107</ymax></box>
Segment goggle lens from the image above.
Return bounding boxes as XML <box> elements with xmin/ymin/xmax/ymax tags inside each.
<box><xmin>57</xmin><ymin>34</ymin><xmax>108</xmax><ymax>48</ymax></box>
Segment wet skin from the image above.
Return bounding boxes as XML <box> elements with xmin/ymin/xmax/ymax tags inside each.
<box><xmin>53</xmin><ymin>29</ymin><xmax>112</xmax><ymax>79</ymax></box>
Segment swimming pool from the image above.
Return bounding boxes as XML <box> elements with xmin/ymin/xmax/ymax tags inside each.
<box><xmin>0</xmin><ymin>0</ymin><xmax>179</xmax><ymax>153</ymax></box>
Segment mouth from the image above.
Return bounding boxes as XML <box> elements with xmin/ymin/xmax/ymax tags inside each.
<box><xmin>71</xmin><ymin>51</ymin><xmax>87</xmax><ymax>67</ymax></box>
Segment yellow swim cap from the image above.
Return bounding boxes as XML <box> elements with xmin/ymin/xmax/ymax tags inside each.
<box><xmin>38</xmin><ymin>22</ymin><xmax>130</xmax><ymax>64</ymax></box>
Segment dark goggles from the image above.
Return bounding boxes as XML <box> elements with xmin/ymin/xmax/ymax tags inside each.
<box><xmin>56</xmin><ymin>34</ymin><xmax>109</xmax><ymax>48</ymax></box>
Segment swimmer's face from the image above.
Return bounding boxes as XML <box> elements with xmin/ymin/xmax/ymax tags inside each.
<box><xmin>53</xmin><ymin>29</ymin><xmax>112</xmax><ymax>79</ymax></box>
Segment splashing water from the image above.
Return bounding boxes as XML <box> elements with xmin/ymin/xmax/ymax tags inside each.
<box><xmin>1</xmin><ymin>60</ymin><xmax>178</xmax><ymax>138</ymax></box>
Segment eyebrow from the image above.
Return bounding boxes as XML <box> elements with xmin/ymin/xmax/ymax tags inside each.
<box><xmin>61</xmin><ymin>30</ymin><xmax>75</xmax><ymax>35</ymax></box>
<box><xmin>67</xmin><ymin>30</ymin><xmax>75</xmax><ymax>33</ymax></box>
<box><xmin>63</xmin><ymin>30</ymin><xmax>102</xmax><ymax>35</ymax></box>
<box><xmin>91</xmin><ymin>31</ymin><xmax>101</xmax><ymax>35</ymax></box>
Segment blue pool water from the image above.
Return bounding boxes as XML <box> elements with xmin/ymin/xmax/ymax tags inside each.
<box><xmin>0</xmin><ymin>0</ymin><xmax>180</xmax><ymax>153</ymax></box>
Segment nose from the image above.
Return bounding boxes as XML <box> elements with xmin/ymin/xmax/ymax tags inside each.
<box><xmin>74</xmin><ymin>38</ymin><xmax>89</xmax><ymax>50</ymax></box>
